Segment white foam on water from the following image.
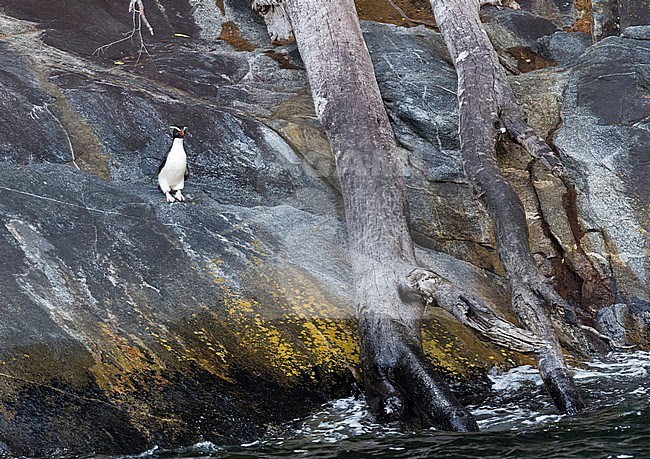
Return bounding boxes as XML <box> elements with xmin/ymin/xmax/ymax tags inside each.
<box><xmin>121</xmin><ymin>445</ymin><xmax>161</xmax><ymax>458</ymax></box>
<box><xmin>574</xmin><ymin>351</ymin><xmax>650</xmax><ymax>381</ymax></box>
<box><xmin>473</xmin><ymin>351</ymin><xmax>650</xmax><ymax>432</ymax></box>
<box><xmin>240</xmin><ymin>440</ymin><xmax>260</xmax><ymax>447</ymax></box>
<box><xmin>630</xmin><ymin>386</ymin><xmax>647</xmax><ymax>396</ymax></box>
<box><xmin>191</xmin><ymin>441</ymin><xmax>223</xmax><ymax>453</ymax></box>
<box><xmin>289</xmin><ymin>351</ymin><xmax>650</xmax><ymax>443</ymax></box>
<box><xmin>294</xmin><ymin>396</ymin><xmax>403</xmax><ymax>442</ymax></box>
<box><xmin>488</xmin><ymin>364</ymin><xmax>544</xmax><ymax>392</ymax></box>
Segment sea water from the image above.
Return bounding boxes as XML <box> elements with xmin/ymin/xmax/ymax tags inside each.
<box><xmin>117</xmin><ymin>351</ymin><xmax>650</xmax><ymax>459</ymax></box>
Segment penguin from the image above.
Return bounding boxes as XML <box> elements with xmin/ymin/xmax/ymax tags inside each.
<box><xmin>158</xmin><ymin>125</ymin><xmax>189</xmax><ymax>203</ymax></box>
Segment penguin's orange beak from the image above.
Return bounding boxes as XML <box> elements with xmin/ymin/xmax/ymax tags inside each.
<box><xmin>179</xmin><ymin>129</ymin><xmax>186</xmax><ymax>137</ymax></box>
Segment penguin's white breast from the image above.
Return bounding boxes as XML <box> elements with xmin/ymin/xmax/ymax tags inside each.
<box><xmin>159</xmin><ymin>142</ymin><xmax>187</xmax><ymax>188</ymax></box>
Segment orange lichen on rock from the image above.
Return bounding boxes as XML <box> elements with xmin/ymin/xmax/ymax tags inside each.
<box><xmin>571</xmin><ymin>0</ymin><xmax>594</xmax><ymax>34</ymax></box>
<box><xmin>219</xmin><ymin>21</ymin><xmax>256</xmax><ymax>52</ymax></box>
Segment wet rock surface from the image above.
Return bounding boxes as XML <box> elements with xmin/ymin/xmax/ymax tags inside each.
<box><xmin>0</xmin><ymin>0</ymin><xmax>648</xmax><ymax>455</ymax></box>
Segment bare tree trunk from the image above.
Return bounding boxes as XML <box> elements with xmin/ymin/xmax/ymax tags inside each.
<box><xmin>430</xmin><ymin>0</ymin><xmax>585</xmax><ymax>414</ymax></box>
<box><xmin>264</xmin><ymin>0</ymin><xmax>479</xmax><ymax>431</ymax></box>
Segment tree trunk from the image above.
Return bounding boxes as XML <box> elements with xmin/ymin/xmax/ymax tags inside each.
<box><xmin>272</xmin><ymin>0</ymin><xmax>478</xmax><ymax>431</ymax></box>
<box><xmin>430</xmin><ymin>0</ymin><xmax>585</xmax><ymax>414</ymax></box>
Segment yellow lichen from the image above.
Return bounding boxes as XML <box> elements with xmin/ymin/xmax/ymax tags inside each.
<box><xmin>201</xmin><ymin>259</ymin><xmax>360</xmax><ymax>383</ymax></box>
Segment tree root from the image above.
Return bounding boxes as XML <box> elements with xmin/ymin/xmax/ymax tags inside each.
<box><xmin>129</xmin><ymin>0</ymin><xmax>154</xmax><ymax>36</ymax></box>
<box><xmin>412</xmin><ymin>265</ymin><xmax>587</xmax><ymax>414</ymax></box>
<box><xmin>431</xmin><ymin>0</ymin><xmax>587</xmax><ymax>415</ymax></box>
<box><xmin>359</xmin><ymin>313</ymin><xmax>479</xmax><ymax>431</ymax></box>
<box><xmin>510</xmin><ymin>276</ymin><xmax>586</xmax><ymax>414</ymax></box>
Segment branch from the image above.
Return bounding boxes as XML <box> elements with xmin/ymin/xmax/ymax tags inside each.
<box><xmin>386</xmin><ymin>0</ymin><xmax>438</xmax><ymax>28</ymax></box>
<box><xmin>432</xmin><ymin>0</ymin><xmax>584</xmax><ymax>414</ymax></box>
<box><xmin>251</xmin><ymin>0</ymin><xmax>294</xmax><ymax>42</ymax></box>
<box><xmin>408</xmin><ymin>268</ymin><xmax>548</xmax><ymax>353</ymax></box>
<box><xmin>130</xmin><ymin>0</ymin><xmax>154</xmax><ymax>36</ymax></box>
<box><xmin>479</xmin><ymin>0</ymin><xmax>521</xmax><ymax>8</ymax></box>
<box><xmin>492</xmin><ymin>69</ymin><xmax>565</xmax><ymax>176</ymax></box>
<box><xmin>501</xmin><ymin>110</ymin><xmax>565</xmax><ymax>176</ymax></box>
<box><xmin>94</xmin><ymin>0</ymin><xmax>155</xmax><ymax>67</ymax></box>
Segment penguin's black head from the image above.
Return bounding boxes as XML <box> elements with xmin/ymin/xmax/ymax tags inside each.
<box><xmin>170</xmin><ymin>125</ymin><xmax>187</xmax><ymax>139</ymax></box>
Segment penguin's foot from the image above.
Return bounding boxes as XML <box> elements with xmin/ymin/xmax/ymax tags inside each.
<box><xmin>165</xmin><ymin>192</ymin><xmax>176</xmax><ymax>203</ymax></box>
<box><xmin>174</xmin><ymin>190</ymin><xmax>185</xmax><ymax>202</ymax></box>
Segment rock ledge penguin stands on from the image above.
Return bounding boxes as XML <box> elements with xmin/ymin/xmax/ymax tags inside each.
<box><xmin>158</xmin><ymin>125</ymin><xmax>189</xmax><ymax>202</ymax></box>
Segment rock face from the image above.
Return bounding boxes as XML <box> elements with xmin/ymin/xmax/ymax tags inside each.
<box><xmin>516</xmin><ymin>0</ymin><xmax>586</xmax><ymax>29</ymax></box>
<box><xmin>554</xmin><ymin>36</ymin><xmax>650</xmax><ymax>341</ymax></box>
<box><xmin>532</xmin><ymin>31</ymin><xmax>592</xmax><ymax>67</ymax></box>
<box><xmin>593</xmin><ymin>0</ymin><xmax>650</xmax><ymax>40</ymax></box>
<box><xmin>0</xmin><ymin>3</ymin><xmax>353</xmax><ymax>455</ymax></box>
<box><xmin>0</xmin><ymin>0</ymin><xmax>648</xmax><ymax>456</ymax></box>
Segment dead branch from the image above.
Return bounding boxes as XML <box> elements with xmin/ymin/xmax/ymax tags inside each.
<box><xmin>130</xmin><ymin>0</ymin><xmax>154</xmax><ymax>36</ymax></box>
<box><xmin>409</xmin><ymin>268</ymin><xmax>547</xmax><ymax>353</ymax></box>
<box><xmin>251</xmin><ymin>0</ymin><xmax>294</xmax><ymax>42</ymax></box>
<box><xmin>94</xmin><ymin>0</ymin><xmax>155</xmax><ymax>67</ymax></box>
<box><xmin>257</xmin><ymin>0</ymin><xmax>478</xmax><ymax>431</ymax></box>
<box><xmin>386</xmin><ymin>0</ymin><xmax>438</xmax><ymax>28</ymax></box>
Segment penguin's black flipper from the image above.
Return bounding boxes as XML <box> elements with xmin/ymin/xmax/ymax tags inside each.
<box><xmin>185</xmin><ymin>166</ymin><xmax>190</xmax><ymax>181</ymax></box>
<box><xmin>157</xmin><ymin>156</ymin><xmax>168</xmax><ymax>175</ymax></box>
